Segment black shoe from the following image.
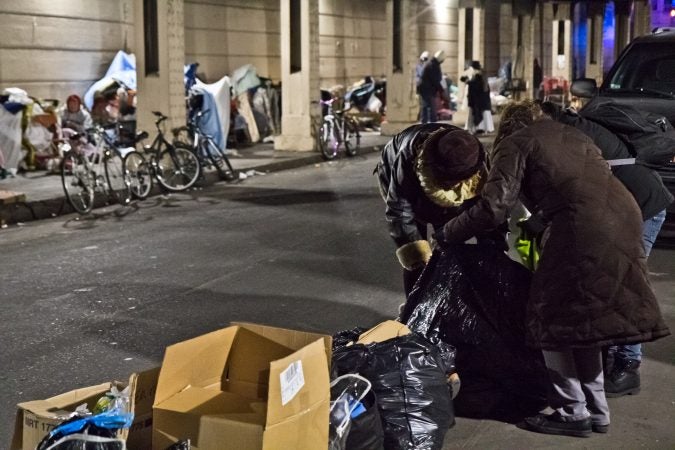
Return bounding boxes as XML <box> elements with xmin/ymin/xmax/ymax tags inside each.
<box><xmin>605</xmin><ymin>359</ymin><xmax>640</xmax><ymax>398</ymax></box>
<box><xmin>592</xmin><ymin>422</ymin><xmax>609</xmax><ymax>433</ymax></box>
<box><xmin>524</xmin><ymin>412</ymin><xmax>592</xmax><ymax>438</ymax></box>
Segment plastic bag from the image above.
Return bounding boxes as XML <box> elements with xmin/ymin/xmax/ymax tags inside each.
<box><xmin>37</xmin><ymin>386</ymin><xmax>134</xmax><ymax>450</ymax></box>
<box><xmin>329</xmin><ymin>374</ymin><xmax>374</xmax><ymax>450</ymax></box>
<box><xmin>401</xmin><ymin>244</ymin><xmax>548</xmax><ymax>418</ymax></box>
<box><xmin>332</xmin><ymin>334</ymin><xmax>455</xmax><ymax>450</ymax></box>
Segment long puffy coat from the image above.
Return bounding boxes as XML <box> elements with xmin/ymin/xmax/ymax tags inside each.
<box><xmin>443</xmin><ymin>119</ymin><xmax>670</xmax><ymax>349</ymax></box>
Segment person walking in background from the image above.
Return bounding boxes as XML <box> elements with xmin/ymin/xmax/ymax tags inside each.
<box><xmin>541</xmin><ymin>101</ymin><xmax>673</xmax><ymax>398</ymax></box>
<box><xmin>415</xmin><ymin>51</ymin><xmax>430</xmax><ymax>121</ymax></box>
<box><xmin>375</xmin><ymin>123</ymin><xmax>489</xmax><ymax>298</ymax></box>
<box><xmin>533</xmin><ymin>58</ymin><xmax>543</xmax><ymax>101</ymax></box>
<box><xmin>418</xmin><ymin>50</ymin><xmax>446</xmax><ymax>123</ymax></box>
<box><xmin>463</xmin><ymin>61</ymin><xmax>494</xmax><ymax>135</ymax></box>
<box><xmin>437</xmin><ymin>100</ymin><xmax>669</xmax><ymax>437</ymax></box>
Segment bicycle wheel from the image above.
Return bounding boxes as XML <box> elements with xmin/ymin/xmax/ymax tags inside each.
<box><xmin>61</xmin><ymin>152</ymin><xmax>95</xmax><ymax>214</ymax></box>
<box><xmin>104</xmin><ymin>151</ymin><xmax>131</xmax><ymax>205</ymax></box>
<box><xmin>155</xmin><ymin>144</ymin><xmax>201</xmax><ymax>191</ymax></box>
<box><xmin>343</xmin><ymin>118</ymin><xmax>360</xmax><ymax>157</ymax></box>
<box><xmin>124</xmin><ymin>150</ymin><xmax>153</xmax><ymax>200</ymax></box>
<box><xmin>202</xmin><ymin>140</ymin><xmax>236</xmax><ymax>181</ymax></box>
<box><xmin>317</xmin><ymin>120</ymin><xmax>337</xmax><ymax>160</ymax></box>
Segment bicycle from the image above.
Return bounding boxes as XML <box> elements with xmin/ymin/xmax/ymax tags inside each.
<box><xmin>314</xmin><ymin>97</ymin><xmax>361</xmax><ymax>161</ymax></box>
<box><xmin>172</xmin><ymin>109</ymin><xmax>236</xmax><ymax>182</ymax></box>
<box><xmin>60</xmin><ymin>126</ymin><xmax>132</xmax><ymax>215</ymax></box>
<box><xmin>123</xmin><ymin>111</ymin><xmax>201</xmax><ymax>200</ymax></box>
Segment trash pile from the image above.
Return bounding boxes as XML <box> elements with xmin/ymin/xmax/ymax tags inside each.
<box><xmin>12</xmin><ymin>246</ymin><xmax>546</xmax><ymax>449</ymax></box>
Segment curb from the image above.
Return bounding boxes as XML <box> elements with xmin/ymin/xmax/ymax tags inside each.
<box><xmin>0</xmin><ymin>145</ymin><xmax>384</xmax><ymax>227</ymax></box>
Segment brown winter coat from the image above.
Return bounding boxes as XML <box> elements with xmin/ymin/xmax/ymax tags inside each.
<box><xmin>442</xmin><ymin>119</ymin><xmax>670</xmax><ymax>349</ymax></box>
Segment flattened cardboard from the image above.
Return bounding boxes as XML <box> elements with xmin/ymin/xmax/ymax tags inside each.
<box><xmin>357</xmin><ymin>320</ymin><xmax>411</xmax><ymax>345</ymax></box>
<box><xmin>153</xmin><ymin>323</ymin><xmax>331</xmax><ymax>450</ymax></box>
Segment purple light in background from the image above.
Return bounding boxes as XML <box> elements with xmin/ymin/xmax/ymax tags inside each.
<box><xmin>603</xmin><ymin>1</ymin><xmax>616</xmax><ymax>74</ymax></box>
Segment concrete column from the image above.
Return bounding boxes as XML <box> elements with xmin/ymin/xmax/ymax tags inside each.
<box><xmin>551</xmin><ymin>4</ymin><xmax>573</xmax><ymax>83</ymax></box>
<box><xmin>614</xmin><ymin>1</ymin><xmax>633</xmax><ymax>58</ymax></box>
<box><xmin>632</xmin><ymin>0</ymin><xmax>652</xmax><ymax>37</ymax></box>
<box><xmin>380</xmin><ymin>0</ymin><xmax>420</xmax><ymax>136</ymax></box>
<box><xmin>585</xmin><ymin>3</ymin><xmax>605</xmax><ymax>82</ymax></box>
<box><xmin>275</xmin><ymin>0</ymin><xmax>320</xmax><ymax>151</ymax></box>
<box><xmin>133</xmin><ymin>0</ymin><xmax>186</xmax><ymax>134</ymax></box>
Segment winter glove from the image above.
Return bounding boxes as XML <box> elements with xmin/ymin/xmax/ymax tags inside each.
<box><xmin>476</xmin><ymin>229</ymin><xmax>509</xmax><ymax>252</ymax></box>
<box><xmin>517</xmin><ymin>213</ymin><xmax>546</xmax><ymax>236</ymax></box>
<box><xmin>396</xmin><ymin>240</ymin><xmax>432</xmax><ymax>271</ymax></box>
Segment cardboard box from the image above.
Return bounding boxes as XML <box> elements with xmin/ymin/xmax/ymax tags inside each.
<box><xmin>11</xmin><ymin>368</ymin><xmax>159</xmax><ymax>450</ymax></box>
<box><xmin>152</xmin><ymin>323</ymin><xmax>331</xmax><ymax>450</ymax></box>
<box><xmin>357</xmin><ymin>320</ymin><xmax>410</xmax><ymax>345</ymax></box>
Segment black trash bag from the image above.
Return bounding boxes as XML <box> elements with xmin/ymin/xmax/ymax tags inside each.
<box><xmin>332</xmin><ymin>327</ymin><xmax>369</xmax><ymax>351</ymax></box>
<box><xmin>400</xmin><ymin>243</ymin><xmax>548</xmax><ymax>419</ymax></box>
<box><xmin>345</xmin><ymin>389</ymin><xmax>384</xmax><ymax>450</ymax></box>
<box><xmin>166</xmin><ymin>440</ymin><xmax>191</xmax><ymax>450</ymax></box>
<box><xmin>333</xmin><ymin>334</ymin><xmax>456</xmax><ymax>450</ymax></box>
<box><xmin>36</xmin><ymin>420</ymin><xmax>122</xmax><ymax>450</ymax></box>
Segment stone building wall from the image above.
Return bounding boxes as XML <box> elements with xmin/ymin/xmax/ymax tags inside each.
<box><xmin>0</xmin><ymin>0</ymin><xmax>134</xmax><ymax>100</ymax></box>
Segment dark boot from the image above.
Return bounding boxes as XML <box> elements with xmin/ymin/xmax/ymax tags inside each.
<box><xmin>524</xmin><ymin>412</ymin><xmax>592</xmax><ymax>438</ymax></box>
<box><xmin>605</xmin><ymin>359</ymin><xmax>640</xmax><ymax>398</ymax></box>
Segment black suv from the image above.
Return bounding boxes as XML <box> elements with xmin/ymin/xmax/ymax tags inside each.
<box><xmin>572</xmin><ymin>28</ymin><xmax>675</xmax><ymax>238</ymax></box>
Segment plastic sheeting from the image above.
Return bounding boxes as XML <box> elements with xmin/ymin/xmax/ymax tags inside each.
<box><xmin>401</xmin><ymin>244</ymin><xmax>548</xmax><ymax>418</ymax></box>
<box><xmin>332</xmin><ymin>334</ymin><xmax>456</xmax><ymax>450</ymax></box>
<box><xmin>191</xmin><ymin>76</ymin><xmax>231</xmax><ymax>151</ymax></box>
<box><xmin>84</xmin><ymin>51</ymin><xmax>137</xmax><ymax>110</ymax></box>
<box><xmin>231</xmin><ymin>64</ymin><xmax>261</xmax><ymax>96</ymax></box>
<box><xmin>0</xmin><ymin>106</ymin><xmax>24</xmax><ymax>172</ymax></box>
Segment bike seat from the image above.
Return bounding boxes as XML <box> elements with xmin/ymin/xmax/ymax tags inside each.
<box><xmin>135</xmin><ymin>130</ymin><xmax>149</xmax><ymax>142</ymax></box>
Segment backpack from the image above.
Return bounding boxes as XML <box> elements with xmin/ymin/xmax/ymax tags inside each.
<box><xmin>580</xmin><ymin>99</ymin><xmax>675</xmax><ymax>168</ymax></box>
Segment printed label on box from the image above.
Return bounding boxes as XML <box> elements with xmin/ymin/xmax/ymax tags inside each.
<box><xmin>280</xmin><ymin>360</ymin><xmax>305</xmax><ymax>406</ymax></box>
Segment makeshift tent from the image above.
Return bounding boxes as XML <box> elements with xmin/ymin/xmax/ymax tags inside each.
<box><xmin>84</xmin><ymin>51</ymin><xmax>137</xmax><ymax>110</ymax></box>
<box><xmin>190</xmin><ymin>76</ymin><xmax>231</xmax><ymax>151</ymax></box>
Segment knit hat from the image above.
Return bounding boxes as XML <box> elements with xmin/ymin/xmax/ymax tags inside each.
<box><xmin>416</xmin><ymin>128</ymin><xmax>486</xmax><ymax>207</ymax></box>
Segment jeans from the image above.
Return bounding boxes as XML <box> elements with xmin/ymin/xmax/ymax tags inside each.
<box><xmin>614</xmin><ymin>209</ymin><xmax>667</xmax><ymax>362</ymax></box>
<box><xmin>419</xmin><ymin>94</ymin><xmax>437</xmax><ymax>123</ymax></box>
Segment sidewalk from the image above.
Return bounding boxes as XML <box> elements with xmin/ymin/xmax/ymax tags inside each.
<box><xmin>0</xmin><ymin>131</ymin><xmax>391</xmax><ymax>226</ymax></box>
<box><xmin>0</xmin><ymin>115</ymin><xmax>497</xmax><ymax>227</ymax></box>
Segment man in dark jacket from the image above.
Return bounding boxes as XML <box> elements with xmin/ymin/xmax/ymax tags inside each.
<box><xmin>541</xmin><ymin>101</ymin><xmax>673</xmax><ymax>397</ymax></box>
<box><xmin>418</xmin><ymin>50</ymin><xmax>446</xmax><ymax>123</ymax></box>
<box><xmin>375</xmin><ymin>123</ymin><xmax>488</xmax><ymax>297</ymax></box>
<box><xmin>438</xmin><ymin>101</ymin><xmax>669</xmax><ymax>437</ymax></box>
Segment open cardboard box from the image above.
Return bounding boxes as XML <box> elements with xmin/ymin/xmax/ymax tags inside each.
<box><xmin>11</xmin><ymin>367</ymin><xmax>159</xmax><ymax>450</ymax></box>
<box><xmin>152</xmin><ymin>322</ymin><xmax>332</xmax><ymax>450</ymax></box>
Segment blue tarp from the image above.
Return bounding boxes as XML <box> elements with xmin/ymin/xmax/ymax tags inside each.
<box><xmin>190</xmin><ymin>76</ymin><xmax>231</xmax><ymax>151</ymax></box>
<box><xmin>84</xmin><ymin>51</ymin><xmax>137</xmax><ymax>110</ymax></box>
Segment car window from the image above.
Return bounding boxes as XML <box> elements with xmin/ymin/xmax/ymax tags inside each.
<box><xmin>607</xmin><ymin>42</ymin><xmax>675</xmax><ymax>95</ymax></box>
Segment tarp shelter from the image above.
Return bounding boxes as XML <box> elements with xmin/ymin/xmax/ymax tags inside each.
<box><xmin>84</xmin><ymin>50</ymin><xmax>137</xmax><ymax>110</ymax></box>
<box><xmin>191</xmin><ymin>76</ymin><xmax>231</xmax><ymax>151</ymax></box>
<box><xmin>0</xmin><ymin>88</ymin><xmax>32</xmax><ymax>173</ymax></box>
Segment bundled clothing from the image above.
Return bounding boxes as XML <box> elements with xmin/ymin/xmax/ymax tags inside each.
<box><xmin>441</xmin><ymin>119</ymin><xmax>668</xmax><ymax>349</ymax></box>
<box><xmin>376</xmin><ymin>123</ymin><xmax>487</xmax><ymax>294</ymax></box>
<box><xmin>439</xmin><ymin>117</ymin><xmax>669</xmax><ymax>432</ymax></box>
<box><xmin>546</xmin><ymin>106</ymin><xmax>673</xmax><ymax>221</ymax></box>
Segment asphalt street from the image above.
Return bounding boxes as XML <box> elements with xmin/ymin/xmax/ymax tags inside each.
<box><xmin>1</xmin><ymin>153</ymin><xmax>673</xmax><ymax>448</ymax></box>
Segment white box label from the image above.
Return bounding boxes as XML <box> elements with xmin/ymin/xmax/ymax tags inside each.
<box><xmin>280</xmin><ymin>360</ymin><xmax>305</xmax><ymax>406</ymax></box>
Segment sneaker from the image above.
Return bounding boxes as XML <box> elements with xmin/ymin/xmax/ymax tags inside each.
<box><xmin>605</xmin><ymin>359</ymin><xmax>640</xmax><ymax>398</ymax></box>
<box><xmin>592</xmin><ymin>422</ymin><xmax>609</xmax><ymax>433</ymax></box>
<box><xmin>524</xmin><ymin>412</ymin><xmax>592</xmax><ymax>438</ymax></box>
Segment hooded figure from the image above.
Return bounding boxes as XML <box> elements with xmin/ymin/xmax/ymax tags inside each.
<box><xmin>437</xmin><ymin>100</ymin><xmax>669</xmax><ymax>437</ymax></box>
<box><xmin>60</xmin><ymin>94</ymin><xmax>92</xmax><ymax>133</ymax></box>
<box><xmin>375</xmin><ymin>123</ymin><xmax>489</xmax><ymax>296</ymax></box>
